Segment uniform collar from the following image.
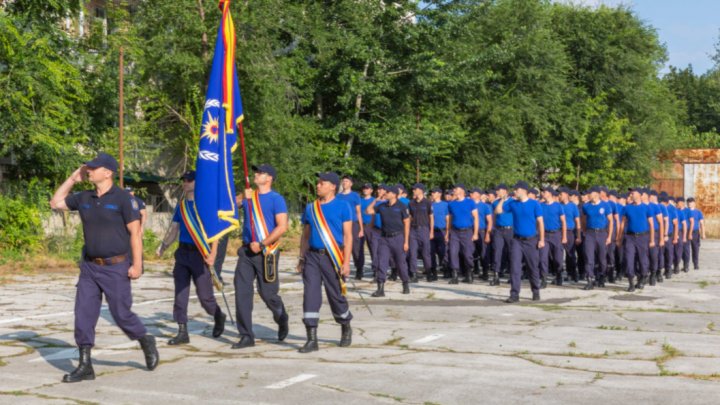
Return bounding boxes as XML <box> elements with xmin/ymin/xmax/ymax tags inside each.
<box><xmin>92</xmin><ymin>184</ymin><xmax>119</xmax><ymax>198</ymax></box>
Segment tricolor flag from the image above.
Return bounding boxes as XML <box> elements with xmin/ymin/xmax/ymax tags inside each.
<box><xmin>193</xmin><ymin>0</ymin><xmax>243</xmax><ymax>243</ymax></box>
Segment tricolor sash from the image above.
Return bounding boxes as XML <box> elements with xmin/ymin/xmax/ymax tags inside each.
<box><xmin>179</xmin><ymin>199</ymin><xmax>211</xmax><ymax>258</ymax></box>
<box><xmin>309</xmin><ymin>200</ymin><xmax>347</xmax><ymax>296</ymax></box>
<box><xmin>249</xmin><ymin>190</ymin><xmax>279</xmax><ymax>255</ymax></box>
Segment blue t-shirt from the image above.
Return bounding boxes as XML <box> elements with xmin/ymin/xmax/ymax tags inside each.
<box><xmin>493</xmin><ymin>199</ymin><xmax>514</xmax><ymax>227</ymax></box>
<box><xmin>542</xmin><ymin>202</ymin><xmax>565</xmax><ymax>231</ymax></box>
<box><xmin>242</xmin><ymin>191</ymin><xmax>288</xmax><ymax>244</ymax></box>
<box><xmin>659</xmin><ymin>204</ymin><xmax>669</xmax><ymax>231</ymax></box>
<box><xmin>506</xmin><ymin>199</ymin><xmax>542</xmax><ymax>238</ymax></box>
<box><xmin>474</xmin><ymin>201</ymin><xmax>491</xmax><ymax>229</ymax></box>
<box><xmin>677</xmin><ymin>207</ymin><xmax>686</xmax><ymax>227</ymax></box>
<box><xmin>302</xmin><ymin>198</ymin><xmax>353</xmax><ymax>250</ymax></box>
<box><xmin>582</xmin><ymin>201</ymin><xmax>611</xmax><ymax>230</ymax></box>
<box><xmin>399</xmin><ymin>197</ymin><xmax>410</xmax><ymax>206</ymax></box>
<box><xmin>448</xmin><ymin>198</ymin><xmax>477</xmax><ymax>229</ymax></box>
<box><xmin>623</xmin><ymin>203</ymin><xmax>652</xmax><ymax>233</ymax></box>
<box><xmin>374</xmin><ymin>200</ymin><xmax>386</xmax><ymax>228</ymax></box>
<box><xmin>682</xmin><ymin>208</ymin><xmax>691</xmax><ymax>228</ymax></box>
<box><xmin>562</xmin><ymin>202</ymin><xmax>579</xmax><ymax>230</ymax></box>
<box><xmin>172</xmin><ymin>203</ymin><xmax>195</xmax><ymax>244</ymax></box>
<box><xmin>433</xmin><ymin>201</ymin><xmax>449</xmax><ymax>230</ymax></box>
<box><xmin>337</xmin><ymin>191</ymin><xmax>362</xmax><ymax>222</ymax></box>
<box><xmin>360</xmin><ymin>196</ymin><xmax>375</xmax><ymax>225</ymax></box>
<box><xmin>689</xmin><ymin>209</ymin><xmax>704</xmax><ymax>230</ymax></box>
<box><xmin>648</xmin><ymin>202</ymin><xmax>662</xmax><ymax>231</ymax></box>
<box><xmin>665</xmin><ymin>204</ymin><xmax>677</xmax><ymax>235</ymax></box>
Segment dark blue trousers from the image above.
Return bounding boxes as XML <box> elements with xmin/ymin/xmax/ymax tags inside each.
<box><xmin>409</xmin><ymin>226</ymin><xmax>432</xmax><ymax>274</ymax></box>
<box><xmin>583</xmin><ymin>230</ymin><xmax>607</xmax><ymax>279</ymax></box>
<box><xmin>366</xmin><ymin>226</ymin><xmax>381</xmax><ymax>276</ymax></box>
<box><xmin>473</xmin><ymin>229</ymin><xmax>489</xmax><ymax>273</ymax></box>
<box><xmin>493</xmin><ymin>228</ymin><xmax>513</xmax><ymax>274</ymax></box>
<box><xmin>449</xmin><ymin>229</ymin><xmax>474</xmax><ymax>272</ymax></box>
<box><xmin>301</xmin><ymin>251</ymin><xmax>352</xmax><ymax>328</ymax></box>
<box><xmin>378</xmin><ymin>234</ymin><xmax>409</xmax><ymax>282</ymax></box>
<box><xmin>430</xmin><ymin>227</ymin><xmax>446</xmax><ymax>270</ymax></box>
<box><xmin>75</xmin><ymin>260</ymin><xmax>147</xmax><ymax>347</ymax></box>
<box><xmin>173</xmin><ymin>247</ymin><xmax>219</xmax><ymax>323</ymax></box>
<box><xmin>351</xmin><ymin>222</ymin><xmax>365</xmax><ymax>275</ymax></box>
<box><xmin>690</xmin><ymin>230</ymin><xmax>700</xmax><ymax>268</ymax></box>
<box><xmin>649</xmin><ymin>232</ymin><xmax>660</xmax><ymax>276</ymax></box>
<box><xmin>663</xmin><ymin>237</ymin><xmax>675</xmax><ymax>272</ymax></box>
<box><xmin>563</xmin><ymin>229</ymin><xmax>578</xmax><ymax>276</ymax></box>
<box><xmin>539</xmin><ymin>231</ymin><xmax>563</xmax><ymax>278</ymax></box>
<box><xmin>623</xmin><ymin>233</ymin><xmax>649</xmax><ymax>278</ymax></box>
<box><xmin>510</xmin><ymin>236</ymin><xmax>540</xmax><ymax>298</ymax></box>
<box><xmin>234</xmin><ymin>247</ymin><xmax>287</xmax><ymax>340</ymax></box>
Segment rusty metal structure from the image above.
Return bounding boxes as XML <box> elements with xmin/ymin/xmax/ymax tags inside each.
<box><xmin>653</xmin><ymin>149</ymin><xmax>720</xmax><ymax>237</ymax></box>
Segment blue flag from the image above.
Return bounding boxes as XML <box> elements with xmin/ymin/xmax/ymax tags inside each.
<box><xmin>194</xmin><ymin>0</ymin><xmax>242</xmax><ymax>243</ymax></box>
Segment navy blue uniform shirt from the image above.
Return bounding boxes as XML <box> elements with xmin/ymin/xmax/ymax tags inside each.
<box><xmin>65</xmin><ymin>185</ymin><xmax>140</xmax><ymax>258</ymax></box>
<box><xmin>377</xmin><ymin>201</ymin><xmax>409</xmax><ymax>234</ymax></box>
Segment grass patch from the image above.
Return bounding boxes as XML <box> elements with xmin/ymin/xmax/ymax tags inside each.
<box><xmin>654</xmin><ymin>343</ymin><xmax>683</xmax><ymax>376</ymax></box>
<box><xmin>568</xmin><ymin>341</ymin><xmax>577</xmax><ymax>348</ymax></box>
<box><xmin>697</xmin><ymin>281</ymin><xmax>710</xmax><ymax>289</ymax></box>
<box><xmin>370</xmin><ymin>392</ymin><xmax>404</xmax><ymax>402</ymax></box>
<box><xmin>597</xmin><ymin>325</ymin><xmax>627</xmax><ymax>331</ymax></box>
<box><xmin>383</xmin><ymin>337</ymin><xmax>404</xmax><ymax>346</ymax></box>
<box><xmin>645</xmin><ymin>339</ymin><xmax>657</xmax><ymax>346</ymax></box>
<box><xmin>707</xmin><ymin>322</ymin><xmax>716</xmax><ymax>331</ymax></box>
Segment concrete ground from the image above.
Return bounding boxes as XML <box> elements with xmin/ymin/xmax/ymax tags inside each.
<box><xmin>1</xmin><ymin>242</ymin><xmax>720</xmax><ymax>404</ymax></box>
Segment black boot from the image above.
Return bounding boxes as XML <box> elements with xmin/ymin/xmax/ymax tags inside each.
<box><xmin>402</xmin><ymin>282</ymin><xmax>410</xmax><ymax>294</ymax></box>
<box><xmin>649</xmin><ymin>273</ymin><xmax>656</xmax><ymax>286</ymax></box>
<box><xmin>340</xmin><ymin>323</ymin><xmax>352</xmax><ymax>347</ymax></box>
<box><xmin>664</xmin><ymin>270</ymin><xmax>672</xmax><ymax>280</ymax></box>
<box><xmin>657</xmin><ymin>271</ymin><xmax>664</xmax><ymax>283</ymax></box>
<box><xmin>442</xmin><ymin>267</ymin><xmax>451</xmax><ymax>279</ymax></box>
<box><xmin>532</xmin><ymin>291</ymin><xmax>540</xmax><ymax>301</ymax></box>
<box><xmin>389</xmin><ymin>268</ymin><xmax>398</xmax><ymax>281</ymax></box>
<box><xmin>673</xmin><ymin>266</ymin><xmax>679</xmax><ymax>275</ymax></box>
<box><xmin>627</xmin><ymin>277</ymin><xmax>635</xmax><ymax>292</ymax></box>
<box><xmin>299</xmin><ymin>327</ymin><xmax>319</xmax><ymax>353</ymax></box>
<box><xmin>616</xmin><ymin>267</ymin><xmax>623</xmax><ymax>282</ymax></box>
<box><xmin>540</xmin><ymin>276</ymin><xmax>547</xmax><ymax>289</ymax></box>
<box><xmin>213</xmin><ymin>311</ymin><xmax>226</xmax><ymax>338</ymax></box>
<box><xmin>489</xmin><ymin>271</ymin><xmax>499</xmax><ymax>286</ymax></box>
<box><xmin>637</xmin><ymin>275</ymin><xmax>647</xmax><ymax>289</ymax></box>
<box><xmin>481</xmin><ymin>267</ymin><xmax>489</xmax><ymax>281</ymax></box>
<box><xmin>62</xmin><ymin>346</ymin><xmax>95</xmax><ymax>383</ymax></box>
<box><xmin>583</xmin><ymin>278</ymin><xmax>595</xmax><ymax>290</ymax></box>
<box><xmin>410</xmin><ymin>273</ymin><xmax>419</xmax><ymax>283</ymax></box>
<box><xmin>449</xmin><ymin>270</ymin><xmax>459</xmax><ymax>285</ymax></box>
<box><xmin>597</xmin><ymin>274</ymin><xmax>606</xmax><ymax>288</ymax></box>
<box><xmin>231</xmin><ymin>335</ymin><xmax>255</xmax><ymax>349</ymax></box>
<box><xmin>371</xmin><ymin>282</ymin><xmax>385</xmax><ymax>297</ymax></box>
<box><xmin>278</xmin><ymin>312</ymin><xmax>289</xmax><ymax>342</ymax></box>
<box><xmin>463</xmin><ymin>270</ymin><xmax>473</xmax><ymax>284</ymax></box>
<box><xmin>355</xmin><ymin>269</ymin><xmax>363</xmax><ymax>280</ymax></box>
<box><xmin>138</xmin><ymin>335</ymin><xmax>159</xmax><ymax>371</ymax></box>
<box><xmin>555</xmin><ymin>272</ymin><xmax>563</xmax><ymax>286</ymax></box>
<box><xmin>168</xmin><ymin>323</ymin><xmax>190</xmax><ymax>345</ymax></box>
<box><xmin>607</xmin><ymin>267</ymin><xmax>615</xmax><ymax>283</ymax></box>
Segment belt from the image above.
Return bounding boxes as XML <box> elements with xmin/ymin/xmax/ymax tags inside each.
<box><xmin>382</xmin><ymin>231</ymin><xmax>403</xmax><ymax>237</ymax></box>
<box><xmin>452</xmin><ymin>227</ymin><xmax>472</xmax><ymax>232</ymax></box>
<box><xmin>545</xmin><ymin>230</ymin><xmax>560</xmax><ymax>234</ymax></box>
<box><xmin>586</xmin><ymin>228</ymin><xmax>607</xmax><ymax>232</ymax></box>
<box><xmin>625</xmin><ymin>231</ymin><xmax>648</xmax><ymax>236</ymax></box>
<box><xmin>85</xmin><ymin>254</ymin><xmax>128</xmax><ymax>266</ymax></box>
<box><xmin>179</xmin><ymin>242</ymin><xmax>198</xmax><ymax>251</ymax></box>
<box><xmin>514</xmin><ymin>235</ymin><xmax>537</xmax><ymax>241</ymax></box>
<box><xmin>497</xmin><ymin>226</ymin><xmax>513</xmax><ymax>230</ymax></box>
<box><xmin>309</xmin><ymin>246</ymin><xmax>344</xmax><ymax>256</ymax></box>
<box><xmin>434</xmin><ymin>227</ymin><xmax>446</xmax><ymax>232</ymax></box>
<box><xmin>411</xmin><ymin>225</ymin><xmax>429</xmax><ymax>229</ymax></box>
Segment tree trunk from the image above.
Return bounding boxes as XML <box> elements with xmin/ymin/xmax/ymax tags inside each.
<box><xmin>344</xmin><ymin>60</ymin><xmax>370</xmax><ymax>159</ymax></box>
<box><xmin>197</xmin><ymin>0</ymin><xmax>209</xmax><ymax>60</ymax></box>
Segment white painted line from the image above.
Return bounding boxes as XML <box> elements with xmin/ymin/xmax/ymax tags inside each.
<box><xmin>500</xmin><ymin>313</ymin><xmax>514</xmax><ymax>317</ymax></box>
<box><xmin>265</xmin><ymin>374</ymin><xmax>317</xmax><ymax>389</ymax></box>
<box><xmin>412</xmin><ymin>334</ymin><xmax>445</xmax><ymax>344</ymax></box>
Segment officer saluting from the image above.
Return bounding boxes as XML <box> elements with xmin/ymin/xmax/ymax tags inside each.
<box><xmin>156</xmin><ymin>170</ymin><xmax>227</xmax><ymax>345</ymax></box>
<box><xmin>50</xmin><ymin>153</ymin><xmax>159</xmax><ymax>383</ymax></box>
<box><xmin>496</xmin><ymin>181</ymin><xmax>544</xmax><ymax>303</ymax></box>
<box><xmin>232</xmin><ymin>164</ymin><xmax>290</xmax><ymax>349</ymax></box>
<box><xmin>296</xmin><ymin>172</ymin><xmax>353</xmax><ymax>352</ymax></box>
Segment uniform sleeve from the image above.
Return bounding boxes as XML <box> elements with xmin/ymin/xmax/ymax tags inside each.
<box><xmin>534</xmin><ymin>201</ymin><xmax>543</xmax><ymax>218</ymax></box>
<box><xmin>301</xmin><ymin>204</ymin><xmax>311</xmax><ymax>225</ymax></box>
<box><xmin>582</xmin><ymin>205</ymin><xmax>588</xmax><ymax>216</ymax></box>
<box><xmin>121</xmin><ymin>194</ymin><xmax>141</xmax><ymax>225</ymax></box>
<box><xmin>400</xmin><ymin>203</ymin><xmax>410</xmax><ymax>220</ymax></box>
<box><xmin>274</xmin><ymin>194</ymin><xmax>289</xmax><ymax>215</ymax></box>
<box><xmin>65</xmin><ymin>192</ymin><xmax>82</xmax><ymax>211</ymax></box>
<box><xmin>645</xmin><ymin>207</ymin><xmax>653</xmax><ymax>218</ymax></box>
<box><xmin>558</xmin><ymin>204</ymin><xmax>565</xmax><ymax>218</ymax></box>
<box><xmin>342</xmin><ymin>201</ymin><xmax>353</xmax><ymax>223</ymax></box>
<box><xmin>172</xmin><ymin>206</ymin><xmax>181</xmax><ymax>223</ymax></box>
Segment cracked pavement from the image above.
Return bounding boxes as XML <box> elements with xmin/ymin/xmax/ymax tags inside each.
<box><xmin>1</xmin><ymin>242</ymin><xmax>720</xmax><ymax>404</ymax></box>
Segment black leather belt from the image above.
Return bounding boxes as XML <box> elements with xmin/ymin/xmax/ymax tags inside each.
<box><xmin>498</xmin><ymin>226</ymin><xmax>513</xmax><ymax>230</ymax></box>
<box><xmin>626</xmin><ymin>231</ymin><xmax>648</xmax><ymax>236</ymax></box>
<box><xmin>514</xmin><ymin>235</ymin><xmax>537</xmax><ymax>241</ymax></box>
<box><xmin>179</xmin><ymin>242</ymin><xmax>199</xmax><ymax>251</ymax></box>
<box><xmin>546</xmin><ymin>230</ymin><xmax>560</xmax><ymax>234</ymax></box>
<box><xmin>309</xmin><ymin>246</ymin><xmax>344</xmax><ymax>256</ymax></box>
<box><xmin>85</xmin><ymin>254</ymin><xmax>128</xmax><ymax>265</ymax></box>
<box><xmin>452</xmin><ymin>227</ymin><xmax>472</xmax><ymax>232</ymax></box>
<box><xmin>382</xmin><ymin>231</ymin><xmax>403</xmax><ymax>237</ymax></box>
<box><xmin>586</xmin><ymin>228</ymin><xmax>607</xmax><ymax>232</ymax></box>
<box><xmin>434</xmin><ymin>227</ymin><xmax>446</xmax><ymax>232</ymax></box>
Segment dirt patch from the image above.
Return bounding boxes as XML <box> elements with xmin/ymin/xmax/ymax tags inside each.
<box><xmin>0</xmin><ymin>255</ymin><xmax>77</xmax><ymax>284</ymax></box>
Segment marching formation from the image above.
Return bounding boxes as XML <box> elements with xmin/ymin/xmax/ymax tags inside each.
<box><xmin>49</xmin><ymin>153</ymin><xmax>708</xmax><ymax>383</ymax></box>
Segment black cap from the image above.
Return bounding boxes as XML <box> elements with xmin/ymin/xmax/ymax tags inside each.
<box><xmin>677</xmin><ymin>196</ymin><xmax>685</xmax><ymax>203</ymax></box>
<box><xmin>430</xmin><ymin>187</ymin><xmax>442</xmax><ymax>193</ymax></box>
<box><xmin>495</xmin><ymin>183</ymin><xmax>509</xmax><ymax>191</ymax></box>
<box><xmin>362</xmin><ymin>182</ymin><xmax>373</xmax><ymax>189</ymax></box>
<box><xmin>454</xmin><ymin>183</ymin><xmax>466</xmax><ymax>191</ymax></box>
<box><xmin>180</xmin><ymin>170</ymin><xmax>196</xmax><ymax>181</ymax></box>
<box><xmin>589</xmin><ymin>186</ymin><xmax>601</xmax><ymax>193</ymax></box>
<box><xmin>599</xmin><ymin>186</ymin><xmax>609</xmax><ymax>193</ymax></box>
<box><xmin>386</xmin><ymin>185</ymin><xmax>400</xmax><ymax>195</ymax></box>
<box><xmin>85</xmin><ymin>152</ymin><xmax>119</xmax><ymax>173</ymax></box>
<box><xmin>619</xmin><ymin>193</ymin><xmax>628</xmax><ymax>199</ymax></box>
<box><xmin>542</xmin><ymin>187</ymin><xmax>558</xmax><ymax>197</ymax></box>
<box><xmin>687</xmin><ymin>197</ymin><xmax>696</xmax><ymax>203</ymax></box>
<box><xmin>528</xmin><ymin>188</ymin><xmax>538</xmax><ymax>195</ymax></box>
<box><xmin>252</xmin><ymin>164</ymin><xmax>277</xmax><ymax>179</ymax></box>
<box><xmin>445</xmin><ymin>189</ymin><xmax>453</xmax><ymax>194</ymax></box>
<box><xmin>570</xmin><ymin>190</ymin><xmax>580</xmax><ymax>197</ymax></box>
<box><xmin>412</xmin><ymin>183</ymin><xmax>426</xmax><ymax>191</ymax></box>
<box><xmin>659</xmin><ymin>195</ymin><xmax>669</xmax><ymax>203</ymax></box>
<box><xmin>316</xmin><ymin>171</ymin><xmax>340</xmax><ymax>187</ymax></box>
<box><xmin>513</xmin><ymin>181</ymin><xmax>530</xmax><ymax>192</ymax></box>
<box><xmin>649</xmin><ymin>190</ymin><xmax>658</xmax><ymax>197</ymax></box>
<box><xmin>609</xmin><ymin>190</ymin><xmax>618</xmax><ymax>198</ymax></box>
<box><xmin>341</xmin><ymin>174</ymin><xmax>353</xmax><ymax>182</ymax></box>
<box><xmin>395</xmin><ymin>183</ymin><xmax>407</xmax><ymax>193</ymax></box>
<box><xmin>557</xmin><ymin>186</ymin><xmax>570</xmax><ymax>194</ymax></box>
<box><xmin>628</xmin><ymin>187</ymin><xmax>641</xmax><ymax>193</ymax></box>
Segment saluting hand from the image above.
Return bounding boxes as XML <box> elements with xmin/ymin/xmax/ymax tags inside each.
<box><xmin>70</xmin><ymin>165</ymin><xmax>87</xmax><ymax>183</ymax></box>
<box><xmin>128</xmin><ymin>264</ymin><xmax>142</xmax><ymax>280</ymax></box>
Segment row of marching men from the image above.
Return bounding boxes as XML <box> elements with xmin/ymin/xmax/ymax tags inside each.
<box><xmin>343</xmin><ymin>179</ymin><xmax>705</xmax><ymax>303</ymax></box>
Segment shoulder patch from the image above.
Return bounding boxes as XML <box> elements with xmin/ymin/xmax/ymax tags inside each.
<box><xmin>131</xmin><ymin>198</ymin><xmax>139</xmax><ymax>211</ymax></box>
